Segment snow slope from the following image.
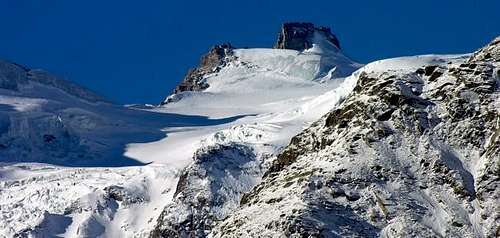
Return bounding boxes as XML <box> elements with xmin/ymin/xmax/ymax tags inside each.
<box><xmin>0</xmin><ymin>36</ymin><xmax>362</xmax><ymax>237</ymax></box>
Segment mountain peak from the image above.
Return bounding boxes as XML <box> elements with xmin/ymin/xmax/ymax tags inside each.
<box><xmin>198</xmin><ymin>43</ymin><xmax>233</xmax><ymax>73</ymax></box>
<box><xmin>161</xmin><ymin>43</ymin><xmax>234</xmax><ymax>104</ymax></box>
<box><xmin>161</xmin><ymin>23</ymin><xmax>357</xmax><ymax>105</ymax></box>
<box><xmin>0</xmin><ymin>59</ymin><xmax>109</xmax><ymax>103</ymax></box>
<box><xmin>274</xmin><ymin>22</ymin><xmax>341</xmax><ymax>51</ymax></box>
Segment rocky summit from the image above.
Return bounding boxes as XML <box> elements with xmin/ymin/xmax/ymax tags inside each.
<box><xmin>162</xmin><ymin>43</ymin><xmax>234</xmax><ymax>104</ymax></box>
<box><xmin>274</xmin><ymin>22</ymin><xmax>341</xmax><ymax>51</ymax></box>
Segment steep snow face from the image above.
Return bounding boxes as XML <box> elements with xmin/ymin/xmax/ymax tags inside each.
<box><xmin>212</xmin><ymin>40</ymin><xmax>499</xmax><ymax>238</ymax></box>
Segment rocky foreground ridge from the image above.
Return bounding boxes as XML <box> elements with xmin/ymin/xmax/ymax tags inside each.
<box><xmin>152</xmin><ymin>35</ymin><xmax>499</xmax><ymax>237</ymax></box>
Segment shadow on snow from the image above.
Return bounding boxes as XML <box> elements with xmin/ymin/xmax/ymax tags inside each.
<box><xmin>0</xmin><ymin>102</ymin><xmax>253</xmax><ymax>168</ymax></box>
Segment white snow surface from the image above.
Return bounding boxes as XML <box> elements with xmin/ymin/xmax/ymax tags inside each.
<box><xmin>0</xmin><ymin>44</ymin><xmax>362</xmax><ymax>237</ymax></box>
<box><xmin>0</xmin><ymin>44</ymin><xmax>472</xmax><ymax>237</ymax></box>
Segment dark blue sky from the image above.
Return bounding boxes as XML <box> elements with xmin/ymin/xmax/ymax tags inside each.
<box><xmin>0</xmin><ymin>0</ymin><xmax>498</xmax><ymax>104</ymax></box>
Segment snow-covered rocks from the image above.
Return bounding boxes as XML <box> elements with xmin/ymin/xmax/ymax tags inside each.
<box><xmin>0</xmin><ymin>164</ymin><xmax>175</xmax><ymax>237</ymax></box>
<box><xmin>211</xmin><ymin>37</ymin><xmax>499</xmax><ymax>238</ymax></box>
<box><xmin>163</xmin><ymin>43</ymin><xmax>235</xmax><ymax>104</ymax></box>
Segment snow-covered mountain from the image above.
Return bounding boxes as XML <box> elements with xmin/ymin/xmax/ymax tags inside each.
<box><xmin>0</xmin><ymin>23</ymin><xmax>498</xmax><ymax>238</ymax></box>
<box><xmin>162</xmin><ymin>22</ymin><xmax>360</xmax><ymax>105</ymax></box>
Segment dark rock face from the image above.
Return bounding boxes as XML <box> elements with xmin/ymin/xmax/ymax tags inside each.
<box><xmin>162</xmin><ymin>43</ymin><xmax>234</xmax><ymax>104</ymax></box>
<box><xmin>104</xmin><ymin>185</ymin><xmax>145</xmax><ymax>205</ymax></box>
<box><xmin>274</xmin><ymin>22</ymin><xmax>340</xmax><ymax>51</ymax></box>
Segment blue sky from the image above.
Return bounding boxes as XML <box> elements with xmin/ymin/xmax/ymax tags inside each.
<box><xmin>0</xmin><ymin>0</ymin><xmax>498</xmax><ymax>104</ymax></box>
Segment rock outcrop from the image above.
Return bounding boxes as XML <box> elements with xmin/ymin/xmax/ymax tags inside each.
<box><xmin>274</xmin><ymin>22</ymin><xmax>341</xmax><ymax>51</ymax></box>
<box><xmin>150</xmin><ymin>126</ymin><xmax>277</xmax><ymax>238</ymax></box>
<box><xmin>162</xmin><ymin>43</ymin><xmax>234</xmax><ymax>104</ymax></box>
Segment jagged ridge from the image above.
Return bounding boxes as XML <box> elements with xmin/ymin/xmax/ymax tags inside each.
<box><xmin>211</xmin><ymin>37</ymin><xmax>500</xmax><ymax>237</ymax></box>
<box><xmin>162</xmin><ymin>43</ymin><xmax>234</xmax><ymax>104</ymax></box>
